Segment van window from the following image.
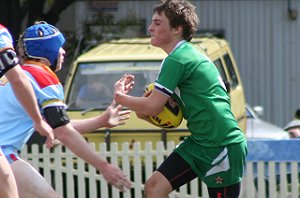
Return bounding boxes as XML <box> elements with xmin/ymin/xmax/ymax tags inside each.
<box><xmin>224</xmin><ymin>54</ymin><xmax>238</xmax><ymax>88</ymax></box>
<box><xmin>213</xmin><ymin>58</ymin><xmax>228</xmax><ymax>82</ymax></box>
<box><xmin>66</xmin><ymin>61</ymin><xmax>161</xmax><ymax>110</ymax></box>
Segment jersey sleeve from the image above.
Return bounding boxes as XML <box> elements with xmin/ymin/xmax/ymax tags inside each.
<box><xmin>22</xmin><ymin>66</ymin><xmax>66</xmax><ymax>110</ymax></box>
<box><xmin>156</xmin><ymin>57</ymin><xmax>184</xmax><ymax>95</ymax></box>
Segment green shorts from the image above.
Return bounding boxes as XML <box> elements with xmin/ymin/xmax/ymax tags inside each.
<box><xmin>175</xmin><ymin>138</ymin><xmax>247</xmax><ymax>187</ymax></box>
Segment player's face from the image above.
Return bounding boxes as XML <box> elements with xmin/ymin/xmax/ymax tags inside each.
<box><xmin>55</xmin><ymin>48</ymin><xmax>65</xmax><ymax>72</ymax></box>
<box><xmin>148</xmin><ymin>11</ymin><xmax>174</xmax><ymax>49</ymax></box>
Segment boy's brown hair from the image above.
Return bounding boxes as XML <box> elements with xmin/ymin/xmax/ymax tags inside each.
<box><xmin>153</xmin><ymin>0</ymin><xmax>200</xmax><ymax>41</ymax></box>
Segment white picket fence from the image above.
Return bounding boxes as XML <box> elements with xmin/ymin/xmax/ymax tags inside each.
<box><xmin>20</xmin><ymin>141</ymin><xmax>300</xmax><ymax>198</ymax></box>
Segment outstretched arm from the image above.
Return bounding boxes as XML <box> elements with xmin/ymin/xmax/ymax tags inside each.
<box><xmin>42</xmin><ymin>101</ymin><xmax>132</xmax><ymax>191</ymax></box>
<box><xmin>71</xmin><ymin>101</ymin><xmax>131</xmax><ymax>134</ymax></box>
<box><xmin>53</xmin><ymin>123</ymin><xmax>132</xmax><ymax>191</ymax></box>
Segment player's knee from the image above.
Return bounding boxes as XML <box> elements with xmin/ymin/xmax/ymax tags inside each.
<box><xmin>144</xmin><ymin>179</ymin><xmax>158</xmax><ymax>197</ymax></box>
<box><xmin>144</xmin><ymin>178</ymin><xmax>170</xmax><ymax>198</ymax></box>
<box><xmin>144</xmin><ymin>179</ymin><xmax>153</xmax><ymax>195</ymax></box>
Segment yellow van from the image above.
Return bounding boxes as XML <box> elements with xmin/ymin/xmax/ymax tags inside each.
<box><xmin>64</xmin><ymin>37</ymin><xmax>246</xmax><ymax>149</ymax></box>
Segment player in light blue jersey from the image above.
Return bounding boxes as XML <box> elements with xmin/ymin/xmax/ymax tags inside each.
<box><xmin>0</xmin><ymin>24</ymin><xmax>54</xmax><ymax>198</ymax></box>
<box><xmin>0</xmin><ymin>21</ymin><xmax>132</xmax><ymax>197</ymax></box>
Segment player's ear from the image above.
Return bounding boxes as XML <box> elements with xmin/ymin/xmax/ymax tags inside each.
<box><xmin>173</xmin><ymin>25</ymin><xmax>183</xmax><ymax>36</ymax></box>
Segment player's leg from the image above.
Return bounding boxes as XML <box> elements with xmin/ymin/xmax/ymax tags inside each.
<box><xmin>144</xmin><ymin>152</ymin><xmax>197</xmax><ymax>198</ymax></box>
<box><xmin>11</xmin><ymin>159</ymin><xmax>61</xmax><ymax>198</ymax></box>
<box><xmin>0</xmin><ymin>149</ymin><xmax>19</xmax><ymax>198</ymax></box>
<box><xmin>8</xmin><ymin>151</ymin><xmax>61</xmax><ymax>198</ymax></box>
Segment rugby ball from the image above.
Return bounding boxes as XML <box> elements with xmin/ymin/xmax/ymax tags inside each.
<box><xmin>145</xmin><ymin>83</ymin><xmax>183</xmax><ymax>128</ymax></box>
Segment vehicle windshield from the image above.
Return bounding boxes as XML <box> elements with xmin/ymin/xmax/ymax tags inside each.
<box><xmin>66</xmin><ymin>61</ymin><xmax>161</xmax><ymax>110</ymax></box>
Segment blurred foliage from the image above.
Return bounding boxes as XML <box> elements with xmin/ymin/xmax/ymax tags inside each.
<box><xmin>0</xmin><ymin>0</ymin><xmax>76</xmax><ymax>44</ymax></box>
<box><xmin>0</xmin><ymin>0</ymin><xmax>76</xmax><ymax>83</ymax></box>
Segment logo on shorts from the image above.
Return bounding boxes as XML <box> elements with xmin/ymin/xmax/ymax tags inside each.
<box><xmin>215</xmin><ymin>176</ymin><xmax>224</xmax><ymax>184</ymax></box>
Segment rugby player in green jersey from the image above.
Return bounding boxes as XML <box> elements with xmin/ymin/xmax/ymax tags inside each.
<box><xmin>114</xmin><ymin>0</ymin><xmax>247</xmax><ymax>197</ymax></box>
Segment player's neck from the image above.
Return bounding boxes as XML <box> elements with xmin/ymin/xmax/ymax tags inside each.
<box><xmin>163</xmin><ymin>38</ymin><xmax>185</xmax><ymax>54</ymax></box>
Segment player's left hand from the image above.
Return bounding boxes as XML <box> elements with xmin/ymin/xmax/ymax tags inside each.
<box><xmin>99</xmin><ymin>162</ymin><xmax>132</xmax><ymax>192</ymax></box>
<box><xmin>33</xmin><ymin>119</ymin><xmax>55</xmax><ymax>149</ymax></box>
<box><xmin>114</xmin><ymin>74</ymin><xmax>134</xmax><ymax>97</ymax></box>
<box><xmin>103</xmin><ymin>100</ymin><xmax>131</xmax><ymax>128</ymax></box>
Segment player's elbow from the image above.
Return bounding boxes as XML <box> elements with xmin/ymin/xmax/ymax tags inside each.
<box><xmin>53</xmin><ymin>124</ymin><xmax>72</xmax><ymax>143</ymax></box>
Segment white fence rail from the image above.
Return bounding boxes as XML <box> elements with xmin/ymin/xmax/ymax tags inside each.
<box><xmin>21</xmin><ymin>141</ymin><xmax>299</xmax><ymax>198</ymax></box>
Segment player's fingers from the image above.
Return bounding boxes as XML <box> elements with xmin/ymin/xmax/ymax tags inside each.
<box><xmin>119</xmin><ymin>110</ymin><xmax>131</xmax><ymax>116</ymax></box>
<box><xmin>119</xmin><ymin>74</ymin><xmax>131</xmax><ymax>84</ymax></box>
<box><xmin>114</xmin><ymin>175</ymin><xmax>131</xmax><ymax>191</ymax></box>
<box><xmin>118</xmin><ymin>116</ymin><xmax>131</xmax><ymax>125</ymax></box>
<box><xmin>115</xmin><ymin>103</ymin><xmax>123</xmax><ymax>111</ymax></box>
<box><xmin>124</xmin><ymin>84</ymin><xmax>134</xmax><ymax>94</ymax></box>
<box><xmin>45</xmin><ymin>137</ymin><xmax>54</xmax><ymax>149</ymax></box>
<box><xmin>110</xmin><ymin>100</ymin><xmax>117</xmax><ymax>108</ymax></box>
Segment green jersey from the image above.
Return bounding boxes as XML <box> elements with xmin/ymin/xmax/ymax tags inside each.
<box><xmin>156</xmin><ymin>41</ymin><xmax>246</xmax><ymax>147</ymax></box>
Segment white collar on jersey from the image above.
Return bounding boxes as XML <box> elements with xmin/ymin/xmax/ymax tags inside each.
<box><xmin>169</xmin><ymin>40</ymin><xmax>187</xmax><ymax>54</ymax></box>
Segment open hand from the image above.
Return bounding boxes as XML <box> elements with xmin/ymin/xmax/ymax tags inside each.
<box><xmin>103</xmin><ymin>100</ymin><xmax>131</xmax><ymax>128</ymax></box>
<box><xmin>114</xmin><ymin>74</ymin><xmax>134</xmax><ymax>97</ymax></box>
<box><xmin>100</xmin><ymin>162</ymin><xmax>132</xmax><ymax>192</ymax></box>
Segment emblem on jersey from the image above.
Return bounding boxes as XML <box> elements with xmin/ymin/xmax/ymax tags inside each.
<box><xmin>215</xmin><ymin>176</ymin><xmax>224</xmax><ymax>184</ymax></box>
<box><xmin>0</xmin><ymin>76</ymin><xmax>8</xmax><ymax>86</ymax></box>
